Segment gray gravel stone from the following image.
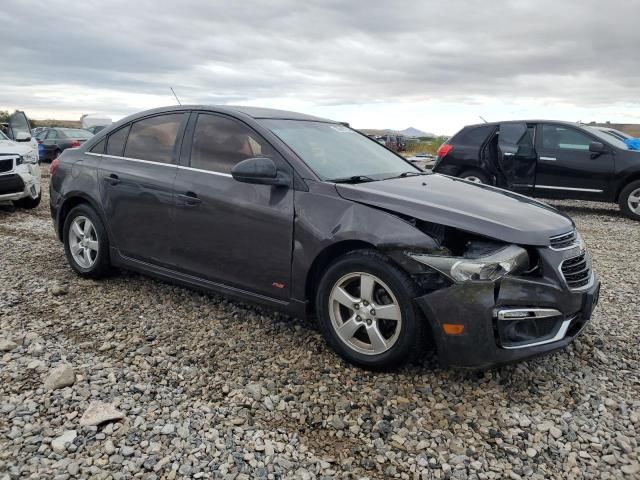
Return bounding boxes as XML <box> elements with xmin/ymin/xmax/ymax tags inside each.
<box><xmin>43</xmin><ymin>364</ymin><xmax>76</xmax><ymax>390</ymax></box>
<box><xmin>51</xmin><ymin>431</ymin><xmax>77</xmax><ymax>454</ymax></box>
<box><xmin>79</xmin><ymin>401</ymin><xmax>124</xmax><ymax>426</ymax></box>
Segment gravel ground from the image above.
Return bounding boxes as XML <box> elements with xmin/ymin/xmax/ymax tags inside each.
<box><xmin>1</xmin><ymin>167</ymin><xmax>638</xmax><ymax>480</ymax></box>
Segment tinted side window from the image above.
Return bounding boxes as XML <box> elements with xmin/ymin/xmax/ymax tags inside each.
<box><xmin>89</xmin><ymin>139</ymin><xmax>105</xmax><ymax>154</ymax></box>
<box><xmin>541</xmin><ymin>125</ymin><xmax>592</xmax><ymax>151</ymax></box>
<box><xmin>107</xmin><ymin>125</ymin><xmax>130</xmax><ymax>156</ymax></box>
<box><xmin>124</xmin><ymin>114</ymin><xmax>184</xmax><ymax>164</ymax></box>
<box><xmin>455</xmin><ymin>125</ymin><xmax>494</xmax><ymax>144</ymax></box>
<box><xmin>47</xmin><ymin>130</ymin><xmax>58</xmax><ymax>140</ymax></box>
<box><xmin>190</xmin><ymin>114</ymin><xmax>277</xmax><ymax>174</ymax></box>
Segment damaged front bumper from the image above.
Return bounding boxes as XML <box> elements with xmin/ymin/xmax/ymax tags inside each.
<box><xmin>0</xmin><ymin>162</ymin><xmax>41</xmax><ymax>202</ymax></box>
<box><xmin>412</xmin><ymin>247</ymin><xmax>600</xmax><ymax>368</ymax></box>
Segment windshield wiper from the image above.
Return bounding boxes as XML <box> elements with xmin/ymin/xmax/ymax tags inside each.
<box><xmin>329</xmin><ymin>175</ymin><xmax>376</xmax><ymax>184</ymax></box>
<box><xmin>384</xmin><ymin>171</ymin><xmax>425</xmax><ymax>180</ymax></box>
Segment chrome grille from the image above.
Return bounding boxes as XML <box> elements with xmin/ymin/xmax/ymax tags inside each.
<box><xmin>561</xmin><ymin>252</ymin><xmax>591</xmax><ymax>289</ymax></box>
<box><xmin>550</xmin><ymin>230</ymin><xmax>577</xmax><ymax>250</ymax></box>
<box><xmin>0</xmin><ymin>158</ymin><xmax>13</xmax><ymax>174</ymax></box>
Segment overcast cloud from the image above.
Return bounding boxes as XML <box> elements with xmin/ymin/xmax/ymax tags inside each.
<box><xmin>1</xmin><ymin>0</ymin><xmax>639</xmax><ymax>133</ymax></box>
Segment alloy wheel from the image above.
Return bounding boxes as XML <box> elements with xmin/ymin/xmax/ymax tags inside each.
<box><xmin>628</xmin><ymin>187</ymin><xmax>640</xmax><ymax>214</ymax></box>
<box><xmin>328</xmin><ymin>272</ymin><xmax>402</xmax><ymax>355</ymax></box>
<box><xmin>69</xmin><ymin>216</ymin><xmax>99</xmax><ymax>269</ymax></box>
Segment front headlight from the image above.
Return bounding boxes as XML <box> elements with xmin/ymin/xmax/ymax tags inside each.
<box><xmin>408</xmin><ymin>245</ymin><xmax>529</xmax><ymax>282</ymax></box>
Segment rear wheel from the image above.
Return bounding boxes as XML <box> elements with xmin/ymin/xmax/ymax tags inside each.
<box><xmin>315</xmin><ymin>250</ymin><xmax>427</xmax><ymax>370</ymax></box>
<box><xmin>619</xmin><ymin>180</ymin><xmax>640</xmax><ymax>221</ymax></box>
<box><xmin>63</xmin><ymin>204</ymin><xmax>111</xmax><ymax>278</ymax></box>
<box><xmin>460</xmin><ymin>169</ymin><xmax>489</xmax><ymax>184</ymax></box>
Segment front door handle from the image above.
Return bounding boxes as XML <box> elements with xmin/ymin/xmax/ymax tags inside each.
<box><xmin>178</xmin><ymin>192</ymin><xmax>202</xmax><ymax>206</ymax></box>
<box><xmin>103</xmin><ymin>173</ymin><xmax>121</xmax><ymax>186</ymax></box>
<box><xmin>539</xmin><ymin>156</ymin><xmax>557</xmax><ymax>162</ymax></box>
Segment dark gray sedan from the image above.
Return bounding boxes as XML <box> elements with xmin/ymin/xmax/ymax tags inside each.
<box><xmin>49</xmin><ymin>106</ymin><xmax>600</xmax><ymax>369</ymax></box>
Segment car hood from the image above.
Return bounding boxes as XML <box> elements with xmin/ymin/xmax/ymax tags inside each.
<box><xmin>335</xmin><ymin>174</ymin><xmax>574</xmax><ymax>246</ymax></box>
<box><xmin>0</xmin><ymin>139</ymin><xmax>34</xmax><ymax>156</ymax></box>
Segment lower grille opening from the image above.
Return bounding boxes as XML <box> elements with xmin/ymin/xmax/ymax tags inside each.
<box><xmin>0</xmin><ymin>174</ymin><xmax>25</xmax><ymax>195</ymax></box>
<box><xmin>497</xmin><ymin>316</ymin><xmax>563</xmax><ymax>348</ymax></box>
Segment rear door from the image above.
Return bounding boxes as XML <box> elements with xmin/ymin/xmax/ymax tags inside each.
<box><xmin>497</xmin><ymin>122</ymin><xmax>536</xmax><ymax>195</ymax></box>
<box><xmin>98</xmin><ymin>112</ymin><xmax>188</xmax><ymax>266</ymax></box>
<box><xmin>171</xmin><ymin>112</ymin><xmax>294</xmax><ymax>299</ymax></box>
<box><xmin>42</xmin><ymin>129</ymin><xmax>59</xmax><ymax>160</ymax></box>
<box><xmin>534</xmin><ymin>123</ymin><xmax>615</xmax><ymax>200</ymax></box>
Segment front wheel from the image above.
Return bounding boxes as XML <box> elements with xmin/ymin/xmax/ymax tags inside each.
<box><xmin>315</xmin><ymin>250</ymin><xmax>427</xmax><ymax>370</ymax></box>
<box><xmin>619</xmin><ymin>180</ymin><xmax>640</xmax><ymax>221</ymax></box>
<box><xmin>63</xmin><ymin>204</ymin><xmax>112</xmax><ymax>278</ymax></box>
<box><xmin>459</xmin><ymin>169</ymin><xmax>489</xmax><ymax>184</ymax></box>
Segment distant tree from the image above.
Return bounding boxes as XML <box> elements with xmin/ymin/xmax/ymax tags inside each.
<box><xmin>0</xmin><ymin>110</ymin><xmax>9</xmax><ymax>123</ymax></box>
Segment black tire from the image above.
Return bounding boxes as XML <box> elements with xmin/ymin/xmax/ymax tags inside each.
<box><xmin>14</xmin><ymin>191</ymin><xmax>42</xmax><ymax>209</ymax></box>
<box><xmin>315</xmin><ymin>249</ymin><xmax>427</xmax><ymax>370</ymax></box>
<box><xmin>619</xmin><ymin>180</ymin><xmax>640</xmax><ymax>221</ymax></box>
<box><xmin>63</xmin><ymin>204</ymin><xmax>112</xmax><ymax>278</ymax></box>
<box><xmin>459</xmin><ymin>169</ymin><xmax>490</xmax><ymax>184</ymax></box>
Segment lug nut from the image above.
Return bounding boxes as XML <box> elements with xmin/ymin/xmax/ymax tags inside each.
<box><xmin>366</xmin><ymin>319</ymin><xmax>372</xmax><ymax>326</ymax></box>
<box><xmin>354</xmin><ymin>303</ymin><xmax>360</xmax><ymax>310</ymax></box>
<box><xmin>356</xmin><ymin>315</ymin><xmax>362</xmax><ymax>322</ymax></box>
<box><xmin>363</xmin><ymin>300</ymin><xmax>369</xmax><ymax>306</ymax></box>
<box><xmin>370</xmin><ymin>309</ymin><xmax>376</xmax><ymax>316</ymax></box>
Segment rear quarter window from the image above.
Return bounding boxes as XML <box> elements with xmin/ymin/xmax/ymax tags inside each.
<box><xmin>453</xmin><ymin>125</ymin><xmax>495</xmax><ymax>145</ymax></box>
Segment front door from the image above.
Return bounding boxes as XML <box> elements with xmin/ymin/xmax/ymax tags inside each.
<box><xmin>98</xmin><ymin>112</ymin><xmax>188</xmax><ymax>266</ymax></box>
<box><xmin>171</xmin><ymin>112</ymin><xmax>294</xmax><ymax>299</ymax></box>
<box><xmin>497</xmin><ymin>122</ymin><xmax>536</xmax><ymax>195</ymax></box>
<box><xmin>7</xmin><ymin>111</ymin><xmax>32</xmax><ymax>141</ymax></box>
<box><xmin>534</xmin><ymin>123</ymin><xmax>615</xmax><ymax>200</ymax></box>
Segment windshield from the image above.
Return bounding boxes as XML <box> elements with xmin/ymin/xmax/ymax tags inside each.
<box><xmin>260</xmin><ymin>120</ymin><xmax>420</xmax><ymax>181</ymax></box>
<box><xmin>584</xmin><ymin>126</ymin><xmax>628</xmax><ymax>149</ymax></box>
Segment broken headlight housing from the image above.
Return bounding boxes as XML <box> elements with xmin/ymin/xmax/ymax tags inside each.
<box><xmin>407</xmin><ymin>244</ymin><xmax>529</xmax><ymax>282</ymax></box>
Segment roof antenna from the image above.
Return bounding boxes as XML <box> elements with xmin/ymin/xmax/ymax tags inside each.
<box><xmin>479</xmin><ymin>115</ymin><xmax>488</xmax><ymax>123</ymax></box>
<box><xmin>170</xmin><ymin>87</ymin><xmax>182</xmax><ymax>106</ymax></box>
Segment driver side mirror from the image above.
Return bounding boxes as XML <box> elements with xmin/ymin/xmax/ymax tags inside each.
<box><xmin>15</xmin><ymin>131</ymin><xmax>31</xmax><ymax>142</ymax></box>
<box><xmin>589</xmin><ymin>141</ymin><xmax>606</xmax><ymax>154</ymax></box>
<box><xmin>231</xmin><ymin>157</ymin><xmax>290</xmax><ymax>187</ymax></box>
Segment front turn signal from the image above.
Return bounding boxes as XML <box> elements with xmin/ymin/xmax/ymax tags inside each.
<box><xmin>443</xmin><ymin>324</ymin><xmax>465</xmax><ymax>335</ymax></box>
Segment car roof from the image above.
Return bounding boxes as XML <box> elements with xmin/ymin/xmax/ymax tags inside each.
<box><xmin>462</xmin><ymin>120</ymin><xmax>584</xmax><ymax>129</ymax></box>
<box><xmin>116</xmin><ymin>105</ymin><xmax>336</xmax><ymax>124</ymax></box>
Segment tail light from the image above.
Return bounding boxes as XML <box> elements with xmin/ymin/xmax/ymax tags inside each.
<box><xmin>49</xmin><ymin>157</ymin><xmax>60</xmax><ymax>176</ymax></box>
<box><xmin>69</xmin><ymin>140</ymin><xmax>81</xmax><ymax>148</ymax></box>
<box><xmin>437</xmin><ymin>143</ymin><xmax>453</xmax><ymax>158</ymax></box>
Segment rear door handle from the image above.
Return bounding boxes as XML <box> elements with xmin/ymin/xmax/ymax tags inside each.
<box><xmin>178</xmin><ymin>192</ymin><xmax>202</xmax><ymax>206</ymax></box>
<box><xmin>103</xmin><ymin>173</ymin><xmax>121</xmax><ymax>186</ymax></box>
<box><xmin>539</xmin><ymin>156</ymin><xmax>557</xmax><ymax>161</ymax></box>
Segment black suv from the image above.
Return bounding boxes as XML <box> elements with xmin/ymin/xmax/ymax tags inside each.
<box><xmin>433</xmin><ymin>121</ymin><xmax>640</xmax><ymax>220</ymax></box>
<box><xmin>49</xmin><ymin>106</ymin><xmax>599</xmax><ymax>370</ymax></box>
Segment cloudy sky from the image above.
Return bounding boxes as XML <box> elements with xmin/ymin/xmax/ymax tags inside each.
<box><xmin>1</xmin><ymin>0</ymin><xmax>639</xmax><ymax>134</ymax></box>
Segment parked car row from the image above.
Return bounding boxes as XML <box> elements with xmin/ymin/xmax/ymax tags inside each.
<box><xmin>432</xmin><ymin>120</ymin><xmax>640</xmax><ymax>221</ymax></box>
<box><xmin>49</xmin><ymin>105</ymin><xmax>600</xmax><ymax>370</ymax></box>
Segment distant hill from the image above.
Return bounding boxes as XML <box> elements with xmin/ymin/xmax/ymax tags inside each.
<box><xmin>360</xmin><ymin>127</ymin><xmax>436</xmax><ymax>138</ymax></box>
<box><xmin>399</xmin><ymin>127</ymin><xmax>435</xmax><ymax>138</ymax></box>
